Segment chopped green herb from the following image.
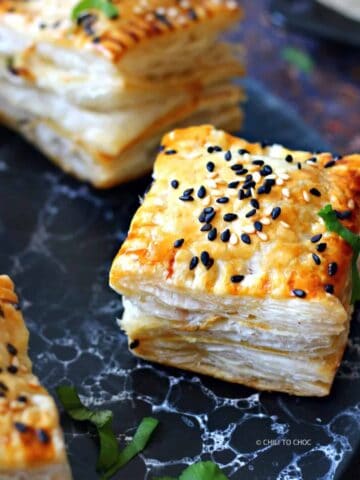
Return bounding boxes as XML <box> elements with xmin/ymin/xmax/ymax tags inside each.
<box><xmin>57</xmin><ymin>386</ymin><xmax>159</xmax><ymax>479</ymax></box>
<box><xmin>282</xmin><ymin>46</ymin><xmax>314</xmax><ymax>74</ymax></box>
<box><xmin>101</xmin><ymin>417</ymin><xmax>159</xmax><ymax>479</ymax></box>
<box><xmin>71</xmin><ymin>0</ymin><xmax>119</xmax><ymax>22</ymax></box>
<box><xmin>318</xmin><ymin>204</ymin><xmax>360</xmax><ymax>303</ymax></box>
<box><xmin>154</xmin><ymin>461</ymin><xmax>229</xmax><ymax>480</ymax></box>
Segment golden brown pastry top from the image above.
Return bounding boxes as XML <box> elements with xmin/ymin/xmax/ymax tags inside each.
<box><xmin>0</xmin><ymin>275</ymin><xmax>68</xmax><ymax>470</ymax></box>
<box><xmin>0</xmin><ymin>0</ymin><xmax>241</xmax><ymax>63</ymax></box>
<box><xmin>110</xmin><ymin>125</ymin><xmax>360</xmax><ymax>304</ymax></box>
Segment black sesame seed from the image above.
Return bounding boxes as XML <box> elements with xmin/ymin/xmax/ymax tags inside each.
<box><xmin>260</xmin><ymin>165</ymin><xmax>273</xmax><ymax>176</ymax></box>
<box><xmin>165</xmin><ymin>149</ymin><xmax>177</xmax><ymax>155</ymax></box>
<box><xmin>37</xmin><ymin>429</ymin><xmax>50</xmax><ymax>444</ymax></box>
<box><xmin>201</xmin><ymin>223</ymin><xmax>212</xmax><ymax>232</ymax></box>
<box><xmin>265</xmin><ymin>178</ymin><xmax>276</xmax><ymax>187</ymax></box>
<box><xmin>208</xmin><ymin>228</ymin><xmax>217</xmax><ymax>241</ymax></box>
<box><xmin>250</xmin><ymin>199</ymin><xmax>260</xmax><ymax>209</ymax></box>
<box><xmin>207</xmin><ymin>146</ymin><xmax>214</xmax><ymax>154</ymax></box>
<box><xmin>205</xmin><ymin>258</ymin><xmax>214</xmax><ymax>270</ymax></box>
<box><xmin>252</xmin><ymin>159</ymin><xmax>264</xmax><ymax>166</ymax></box>
<box><xmin>171</xmin><ymin>179</ymin><xmax>179</xmax><ymax>189</ymax></box>
<box><xmin>220</xmin><ymin>229</ymin><xmax>231</xmax><ymax>242</ymax></box>
<box><xmin>0</xmin><ymin>381</ymin><xmax>8</xmax><ymax>391</ymax></box>
<box><xmin>204</xmin><ymin>207</ymin><xmax>214</xmax><ymax>214</ymax></box>
<box><xmin>310</xmin><ymin>188</ymin><xmax>321</xmax><ymax>197</ymax></box>
<box><xmin>216</xmin><ymin>197</ymin><xmax>229</xmax><ymax>204</ymax></box>
<box><xmin>271</xmin><ymin>207</ymin><xmax>281</xmax><ymax>220</ymax></box>
<box><xmin>17</xmin><ymin>395</ymin><xmax>28</xmax><ymax>403</ymax></box>
<box><xmin>205</xmin><ymin>211</ymin><xmax>216</xmax><ymax>223</ymax></box>
<box><xmin>224</xmin><ymin>213</ymin><xmax>238</xmax><ymax>222</ymax></box>
<box><xmin>307</xmin><ymin>156</ymin><xmax>317</xmax><ymax>163</ymax></box>
<box><xmin>238</xmin><ymin>189</ymin><xmax>245</xmax><ymax>200</ymax></box>
<box><xmin>235</xmin><ymin>168</ymin><xmax>249</xmax><ymax>176</ymax></box>
<box><xmin>198</xmin><ymin>211</ymin><xmax>206</xmax><ymax>223</ymax></box>
<box><xmin>231</xmin><ymin>164</ymin><xmax>244</xmax><ymax>171</ymax></box>
<box><xmin>174</xmin><ymin>239</ymin><xmax>184</xmax><ymax>248</ymax></box>
<box><xmin>334</xmin><ymin>155</ymin><xmax>342</xmax><ymax>161</ymax></box>
<box><xmin>183</xmin><ymin>188</ymin><xmax>194</xmax><ymax>196</ymax></box>
<box><xmin>316</xmin><ymin>243</ymin><xmax>327</xmax><ymax>253</ymax></box>
<box><xmin>197</xmin><ymin>186</ymin><xmax>206</xmax><ymax>198</ymax></box>
<box><xmin>14</xmin><ymin>422</ymin><xmax>28</xmax><ymax>433</ymax></box>
<box><xmin>297</xmin><ymin>162</ymin><xmax>302</xmax><ymax>170</ymax></box>
<box><xmin>200</xmin><ymin>251</ymin><xmax>210</xmax><ymax>266</ymax></box>
<box><xmin>328</xmin><ymin>262</ymin><xmax>338</xmax><ymax>276</ymax></box>
<box><xmin>224</xmin><ymin>151</ymin><xmax>232</xmax><ymax>161</ymax></box>
<box><xmin>231</xmin><ymin>275</ymin><xmax>245</xmax><ymax>284</ymax></box>
<box><xmin>245</xmin><ymin>209</ymin><xmax>257</xmax><ymax>218</ymax></box>
<box><xmin>6</xmin><ymin>343</ymin><xmax>17</xmax><ymax>356</ymax></box>
<box><xmin>335</xmin><ymin>210</ymin><xmax>352</xmax><ymax>220</ymax></box>
<box><xmin>241</xmin><ymin>233</ymin><xmax>251</xmax><ymax>245</ymax></box>
<box><xmin>324</xmin><ymin>284</ymin><xmax>334</xmax><ymax>294</ymax></box>
<box><xmin>312</xmin><ymin>253</ymin><xmax>321</xmax><ymax>265</ymax></box>
<box><xmin>179</xmin><ymin>195</ymin><xmax>194</xmax><ymax>202</ymax></box>
<box><xmin>7</xmin><ymin>365</ymin><xmax>18</xmax><ymax>374</ymax></box>
<box><xmin>258</xmin><ymin>183</ymin><xmax>272</xmax><ymax>195</ymax></box>
<box><xmin>158</xmin><ymin>145</ymin><xmax>165</xmax><ymax>152</ymax></box>
<box><xmin>245</xmin><ymin>174</ymin><xmax>253</xmax><ymax>182</ymax></box>
<box><xmin>206</xmin><ymin>161</ymin><xmax>215</xmax><ymax>172</ymax></box>
<box><xmin>324</xmin><ymin>160</ymin><xmax>336</xmax><ymax>168</ymax></box>
<box><xmin>292</xmin><ymin>289</ymin><xmax>307</xmax><ymax>298</ymax></box>
<box><xmin>243</xmin><ymin>190</ymin><xmax>252</xmax><ymax>198</ymax></box>
<box><xmin>228</xmin><ymin>181</ymin><xmax>239</xmax><ymax>189</ymax></box>
<box><xmin>129</xmin><ymin>339</ymin><xmax>140</xmax><ymax>349</ymax></box>
<box><xmin>285</xmin><ymin>154</ymin><xmax>293</xmax><ymax>163</ymax></box>
<box><xmin>239</xmin><ymin>149</ymin><xmax>250</xmax><ymax>155</ymax></box>
<box><xmin>213</xmin><ymin>146</ymin><xmax>222</xmax><ymax>152</ymax></box>
<box><xmin>254</xmin><ymin>221</ymin><xmax>263</xmax><ymax>232</ymax></box>
<box><xmin>189</xmin><ymin>256</ymin><xmax>199</xmax><ymax>270</ymax></box>
<box><xmin>311</xmin><ymin>234</ymin><xmax>322</xmax><ymax>243</ymax></box>
<box><xmin>243</xmin><ymin>180</ymin><xmax>256</xmax><ymax>190</ymax></box>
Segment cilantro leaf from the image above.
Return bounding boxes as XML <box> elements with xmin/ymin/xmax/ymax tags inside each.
<box><xmin>71</xmin><ymin>0</ymin><xmax>119</xmax><ymax>21</ymax></box>
<box><xmin>318</xmin><ymin>204</ymin><xmax>360</xmax><ymax>303</ymax></box>
<box><xmin>282</xmin><ymin>46</ymin><xmax>314</xmax><ymax>74</ymax></box>
<box><xmin>101</xmin><ymin>417</ymin><xmax>159</xmax><ymax>479</ymax></box>
<box><xmin>57</xmin><ymin>386</ymin><xmax>159</xmax><ymax>479</ymax></box>
<box><xmin>154</xmin><ymin>461</ymin><xmax>229</xmax><ymax>480</ymax></box>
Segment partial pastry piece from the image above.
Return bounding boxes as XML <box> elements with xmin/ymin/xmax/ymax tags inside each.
<box><xmin>0</xmin><ymin>0</ymin><xmax>244</xmax><ymax>188</ymax></box>
<box><xmin>317</xmin><ymin>0</ymin><xmax>360</xmax><ymax>21</ymax></box>
<box><xmin>0</xmin><ymin>275</ymin><xmax>72</xmax><ymax>479</ymax></box>
<box><xmin>110</xmin><ymin>125</ymin><xmax>360</xmax><ymax>397</ymax></box>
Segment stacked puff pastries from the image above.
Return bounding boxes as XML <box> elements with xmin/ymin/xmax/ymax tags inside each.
<box><xmin>110</xmin><ymin>125</ymin><xmax>360</xmax><ymax>397</ymax></box>
<box><xmin>0</xmin><ymin>276</ymin><xmax>71</xmax><ymax>479</ymax></box>
<box><xmin>0</xmin><ymin>0</ymin><xmax>244</xmax><ymax>188</ymax></box>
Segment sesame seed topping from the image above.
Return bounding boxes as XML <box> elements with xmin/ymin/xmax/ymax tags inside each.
<box><xmin>324</xmin><ymin>160</ymin><xmax>336</xmax><ymax>168</ymax></box>
<box><xmin>17</xmin><ymin>395</ymin><xmax>27</xmax><ymax>403</ymax></box>
<box><xmin>129</xmin><ymin>339</ymin><xmax>140</xmax><ymax>349</ymax></box>
<box><xmin>228</xmin><ymin>181</ymin><xmax>239</xmax><ymax>189</ymax></box>
<box><xmin>37</xmin><ymin>429</ymin><xmax>50</xmax><ymax>444</ymax></box>
<box><xmin>317</xmin><ymin>243</ymin><xmax>327</xmax><ymax>252</ymax></box>
<box><xmin>328</xmin><ymin>262</ymin><xmax>338</xmax><ymax>276</ymax></box>
<box><xmin>260</xmin><ymin>165</ymin><xmax>273</xmax><ymax>177</ymax></box>
<box><xmin>200</xmin><ymin>251</ymin><xmax>210</xmax><ymax>266</ymax></box>
<box><xmin>224</xmin><ymin>151</ymin><xmax>232</xmax><ymax>161</ymax></box>
<box><xmin>257</xmin><ymin>231</ymin><xmax>268</xmax><ymax>241</ymax></box>
<box><xmin>245</xmin><ymin>209</ymin><xmax>257</xmax><ymax>218</ymax></box>
<box><xmin>7</xmin><ymin>365</ymin><xmax>18</xmax><ymax>374</ymax></box>
<box><xmin>254</xmin><ymin>221</ymin><xmax>263</xmax><ymax>231</ymax></box>
<box><xmin>206</xmin><ymin>161</ymin><xmax>215</xmax><ymax>172</ymax></box>
<box><xmin>216</xmin><ymin>197</ymin><xmax>229</xmax><ymax>204</ymax></box>
<box><xmin>179</xmin><ymin>195</ymin><xmax>194</xmax><ymax>202</ymax></box>
<box><xmin>280</xmin><ymin>221</ymin><xmax>290</xmax><ymax>229</ymax></box>
<box><xmin>271</xmin><ymin>207</ymin><xmax>281</xmax><ymax>220</ymax></box>
<box><xmin>303</xmin><ymin>191</ymin><xmax>310</xmax><ymax>202</ymax></box>
<box><xmin>231</xmin><ymin>164</ymin><xmax>244</xmax><ymax>171</ymax></box>
<box><xmin>324</xmin><ymin>284</ymin><xmax>334</xmax><ymax>294</ymax></box>
<box><xmin>165</xmin><ymin>149</ymin><xmax>177</xmax><ymax>155</ymax></box>
<box><xmin>231</xmin><ymin>275</ymin><xmax>245</xmax><ymax>283</ymax></box>
<box><xmin>213</xmin><ymin>146</ymin><xmax>222</xmax><ymax>152</ymax></box>
<box><xmin>241</xmin><ymin>233</ymin><xmax>251</xmax><ymax>245</ymax></box>
<box><xmin>252</xmin><ymin>159</ymin><xmax>264</xmax><ymax>166</ymax></box>
<box><xmin>189</xmin><ymin>256</ymin><xmax>199</xmax><ymax>270</ymax></box>
<box><xmin>171</xmin><ymin>179</ymin><xmax>179</xmax><ymax>189</ymax></box>
<box><xmin>14</xmin><ymin>422</ymin><xmax>28</xmax><ymax>433</ymax></box>
<box><xmin>239</xmin><ymin>149</ymin><xmax>250</xmax><ymax>155</ymax></box>
<box><xmin>7</xmin><ymin>343</ymin><xmax>17</xmax><ymax>356</ymax></box>
<box><xmin>229</xmin><ymin>233</ymin><xmax>238</xmax><ymax>245</ymax></box>
<box><xmin>282</xmin><ymin>188</ymin><xmax>290</xmax><ymax>198</ymax></box>
<box><xmin>261</xmin><ymin>217</ymin><xmax>271</xmax><ymax>226</ymax></box>
<box><xmin>224</xmin><ymin>213</ymin><xmax>238</xmax><ymax>222</ymax></box>
<box><xmin>207</xmin><ymin>146</ymin><xmax>215</xmax><ymax>154</ymax></box>
<box><xmin>208</xmin><ymin>228</ymin><xmax>217</xmax><ymax>241</ymax></box>
<box><xmin>174</xmin><ymin>239</ymin><xmax>184</xmax><ymax>248</ymax></box>
<box><xmin>220</xmin><ymin>229</ymin><xmax>231</xmax><ymax>242</ymax></box>
<box><xmin>197</xmin><ymin>185</ymin><xmax>206</xmax><ymax>198</ymax></box>
<box><xmin>292</xmin><ymin>289</ymin><xmax>306</xmax><ymax>298</ymax></box>
<box><xmin>312</xmin><ymin>253</ymin><xmax>321</xmax><ymax>265</ymax></box>
<box><xmin>201</xmin><ymin>223</ymin><xmax>212</xmax><ymax>232</ymax></box>
<box><xmin>297</xmin><ymin>162</ymin><xmax>302</xmax><ymax>170</ymax></box>
<box><xmin>335</xmin><ymin>210</ymin><xmax>352</xmax><ymax>220</ymax></box>
<box><xmin>311</xmin><ymin>234</ymin><xmax>322</xmax><ymax>243</ymax></box>
<box><xmin>310</xmin><ymin>188</ymin><xmax>321</xmax><ymax>197</ymax></box>
<box><xmin>285</xmin><ymin>154</ymin><xmax>293</xmax><ymax>163</ymax></box>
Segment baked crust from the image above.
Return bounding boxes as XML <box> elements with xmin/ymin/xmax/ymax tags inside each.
<box><xmin>0</xmin><ymin>275</ymin><xmax>72</xmax><ymax>478</ymax></box>
<box><xmin>110</xmin><ymin>125</ymin><xmax>360</xmax><ymax>396</ymax></box>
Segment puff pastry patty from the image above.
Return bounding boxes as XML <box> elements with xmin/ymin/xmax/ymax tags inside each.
<box><xmin>110</xmin><ymin>125</ymin><xmax>360</xmax><ymax>397</ymax></box>
<box><xmin>0</xmin><ymin>275</ymin><xmax>72</xmax><ymax>479</ymax></box>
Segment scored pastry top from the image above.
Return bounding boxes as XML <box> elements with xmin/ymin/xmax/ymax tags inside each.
<box><xmin>0</xmin><ymin>275</ymin><xmax>68</xmax><ymax>471</ymax></box>
<box><xmin>0</xmin><ymin>0</ymin><xmax>242</xmax><ymax>63</ymax></box>
<box><xmin>110</xmin><ymin>125</ymin><xmax>360</xmax><ymax>304</ymax></box>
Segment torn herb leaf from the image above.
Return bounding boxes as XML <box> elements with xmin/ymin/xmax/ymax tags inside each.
<box><xmin>72</xmin><ymin>0</ymin><xmax>119</xmax><ymax>22</ymax></box>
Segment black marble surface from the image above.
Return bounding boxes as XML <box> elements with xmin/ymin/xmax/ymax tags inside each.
<box><xmin>0</xmin><ymin>80</ymin><xmax>359</xmax><ymax>480</ymax></box>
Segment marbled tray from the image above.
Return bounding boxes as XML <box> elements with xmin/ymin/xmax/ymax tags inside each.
<box><xmin>0</xmin><ymin>79</ymin><xmax>359</xmax><ymax>480</ymax></box>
